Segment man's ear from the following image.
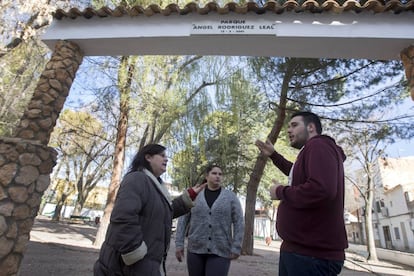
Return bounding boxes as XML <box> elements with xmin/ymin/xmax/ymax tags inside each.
<box><xmin>145</xmin><ymin>154</ymin><xmax>151</xmax><ymax>162</ymax></box>
<box><xmin>307</xmin><ymin>122</ymin><xmax>316</xmax><ymax>134</ymax></box>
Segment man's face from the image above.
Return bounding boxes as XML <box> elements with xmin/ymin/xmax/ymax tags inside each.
<box><xmin>287</xmin><ymin>116</ymin><xmax>309</xmax><ymax>149</ymax></box>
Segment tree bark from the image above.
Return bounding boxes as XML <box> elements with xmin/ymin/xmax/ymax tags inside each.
<box><xmin>241</xmin><ymin>58</ymin><xmax>295</xmax><ymax>254</ymax></box>
<box><xmin>365</xmin><ymin>178</ymin><xmax>379</xmax><ymax>261</ymax></box>
<box><xmin>94</xmin><ymin>56</ymin><xmax>136</xmax><ymax>247</ymax></box>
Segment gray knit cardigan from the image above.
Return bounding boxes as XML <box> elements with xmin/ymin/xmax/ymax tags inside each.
<box><xmin>175</xmin><ymin>188</ymin><xmax>244</xmax><ymax>258</ymax></box>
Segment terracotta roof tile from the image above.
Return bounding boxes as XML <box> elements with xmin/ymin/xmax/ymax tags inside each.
<box><xmin>53</xmin><ymin>0</ymin><xmax>414</xmax><ymax>19</ymax></box>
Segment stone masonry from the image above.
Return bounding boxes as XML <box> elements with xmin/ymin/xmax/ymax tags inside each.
<box><xmin>401</xmin><ymin>45</ymin><xmax>414</xmax><ymax>101</ymax></box>
<box><xmin>0</xmin><ymin>40</ymin><xmax>83</xmax><ymax>276</ymax></box>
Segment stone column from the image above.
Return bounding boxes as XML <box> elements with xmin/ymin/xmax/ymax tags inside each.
<box><xmin>400</xmin><ymin>45</ymin><xmax>414</xmax><ymax>101</ymax></box>
<box><xmin>0</xmin><ymin>40</ymin><xmax>83</xmax><ymax>275</ymax></box>
<box><xmin>14</xmin><ymin>40</ymin><xmax>84</xmax><ymax>145</ymax></box>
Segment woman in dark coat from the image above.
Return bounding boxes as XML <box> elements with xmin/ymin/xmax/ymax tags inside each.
<box><xmin>94</xmin><ymin>144</ymin><xmax>205</xmax><ymax>276</ymax></box>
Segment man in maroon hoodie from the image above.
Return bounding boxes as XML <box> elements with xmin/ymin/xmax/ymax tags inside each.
<box><xmin>256</xmin><ymin>111</ymin><xmax>348</xmax><ymax>276</ymax></box>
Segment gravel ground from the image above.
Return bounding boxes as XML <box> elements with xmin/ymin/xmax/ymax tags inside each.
<box><xmin>19</xmin><ymin>217</ymin><xmax>414</xmax><ymax>276</ymax></box>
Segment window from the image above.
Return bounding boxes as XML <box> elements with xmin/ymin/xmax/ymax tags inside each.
<box><xmin>375</xmin><ymin>200</ymin><xmax>385</xmax><ymax>213</ymax></box>
<box><xmin>394</xmin><ymin>227</ymin><xmax>400</xmax><ymax>240</ymax></box>
<box><xmin>405</xmin><ymin>191</ymin><xmax>414</xmax><ymax>202</ymax></box>
<box><xmin>375</xmin><ymin>201</ymin><xmax>381</xmax><ymax>212</ymax></box>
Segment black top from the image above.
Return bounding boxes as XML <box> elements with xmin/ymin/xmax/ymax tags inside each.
<box><xmin>204</xmin><ymin>187</ymin><xmax>221</xmax><ymax>208</ymax></box>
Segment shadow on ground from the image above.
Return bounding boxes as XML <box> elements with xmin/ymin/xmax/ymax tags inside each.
<box><xmin>20</xmin><ymin>241</ymin><xmax>99</xmax><ymax>276</ymax></box>
<box><xmin>19</xmin><ymin>218</ymin><xmax>414</xmax><ymax>276</ymax></box>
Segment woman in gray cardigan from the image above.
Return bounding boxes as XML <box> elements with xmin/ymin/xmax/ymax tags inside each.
<box><xmin>175</xmin><ymin>164</ymin><xmax>244</xmax><ymax>276</ymax></box>
<box><xmin>94</xmin><ymin>144</ymin><xmax>205</xmax><ymax>276</ymax></box>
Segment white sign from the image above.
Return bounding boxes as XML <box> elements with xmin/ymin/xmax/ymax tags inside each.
<box><xmin>191</xmin><ymin>18</ymin><xmax>276</xmax><ymax>35</ymax></box>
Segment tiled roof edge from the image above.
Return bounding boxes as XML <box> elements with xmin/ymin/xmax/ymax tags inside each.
<box><xmin>53</xmin><ymin>0</ymin><xmax>414</xmax><ymax>19</ymax></box>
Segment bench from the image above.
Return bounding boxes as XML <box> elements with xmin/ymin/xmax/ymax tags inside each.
<box><xmin>69</xmin><ymin>215</ymin><xmax>91</xmax><ymax>222</ymax></box>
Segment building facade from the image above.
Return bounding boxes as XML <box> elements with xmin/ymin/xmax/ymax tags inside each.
<box><xmin>363</xmin><ymin>156</ymin><xmax>414</xmax><ymax>252</ymax></box>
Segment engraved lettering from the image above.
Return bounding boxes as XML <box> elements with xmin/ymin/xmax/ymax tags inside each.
<box><xmin>259</xmin><ymin>25</ymin><xmax>275</xmax><ymax>30</ymax></box>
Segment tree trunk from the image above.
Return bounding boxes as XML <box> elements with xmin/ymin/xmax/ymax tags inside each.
<box><xmin>241</xmin><ymin>58</ymin><xmax>294</xmax><ymax>255</ymax></box>
<box><xmin>52</xmin><ymin>195</ymin><xmax>67</xmax><ymax>221</ymax></box>
<box><xmin>73</xmin><ymin>197</ymin><xmax>84</xmax><ymax>216</ymax></box>
<box><xmin>242</xmin><ymin>156</ymin><xmax>268</xmax><ymax>254</ymax></box>
<box><xmin>94</xmin><ymin>56</ymin><xmax>136</xmax><ymax>247</ymax></box>
<box><xmin>365</xmin><ymin>179</ymin><xmax>379</xmax><ymax>261</ymax></box>
<box><xmin>357</xmin><ymin>208</ymin><xmax>365</xmax><ymax>244</ymax></box>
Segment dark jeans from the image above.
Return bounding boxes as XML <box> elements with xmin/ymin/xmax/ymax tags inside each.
<box><xmin>187</xmin><ymin>251</ymin><xmax>231</xmax><ymax>276</ymax></box>
<box><xmin>279</xmin><ymin>251</ymin><xmax>344</xmax><ymax>276</ymax></box>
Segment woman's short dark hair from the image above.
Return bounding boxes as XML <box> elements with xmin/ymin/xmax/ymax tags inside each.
<box><xmin>127</xmin><ymin>144</ymin><xmax>166</xmax><ymax>174</ymax></box>
<box><xmin>204</xmin><ymin>164</ymin><xmax>222</xmax><ymax>174</ymax></box>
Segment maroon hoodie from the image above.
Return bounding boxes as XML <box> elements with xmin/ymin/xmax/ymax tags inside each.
<box><xmin>271</xmin><ymin>135</ymin><xmax>348</xmax><ymax>261</ymax></box>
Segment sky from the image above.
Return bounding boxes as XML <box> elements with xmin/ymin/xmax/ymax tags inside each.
<box><xmin>385</xmin><ymin>139</ymin><xmax>413</xmax><ymax>158</ymax></box>
<box><xmin>383</xmin><ymin>98</ymin><xmax>414</xmax><ymax>158</ymax></box>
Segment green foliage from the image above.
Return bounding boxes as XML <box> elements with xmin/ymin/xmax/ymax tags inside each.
<box><xmin>170</xmin><ymin>60</ymin><xmax>268</xmax><ymax>195</ymax></box>
<box><xmin>49</xmin><ymin>109</ymin><xmax>113</xmax><ymax>213</ymax></box>
<box><xmin>0</xmin><ymin>0</ymin><xmax>57</xmax><ymax>55</ymax></box>
<box><xmin>0</xmin><ymin>38</ymin><xmax>49</xmax><ymax>136</ymax></box>
<box><xmin>49</xmin><ymin>109</ymin><xmax>106</xmax><ymax>152</ymax></box>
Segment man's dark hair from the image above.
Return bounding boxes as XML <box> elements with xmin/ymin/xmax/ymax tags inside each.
<box><xmin>291</xmin><ymin>111</ymin><xmax>322</xmax><ymax>134</ymax></box>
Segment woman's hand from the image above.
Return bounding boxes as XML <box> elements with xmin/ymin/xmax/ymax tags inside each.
<box><xmin>175</xmin><ymin>248</ymin><xmax>185</xmax><ymax>262</ymax></box>
<box><xmin>192</xmin><ymin>181</ymin><xmax>207</xmax><ymax>194</ymax></box>
<box><xmin>187</xmin><ymin>180</ymin><xmax>207</xmax><ymax>200</ymax></box>
<box><xmin>230</xmin><ymin>253</ymin><xmax>240</xmax><ymax>260</ymax></box>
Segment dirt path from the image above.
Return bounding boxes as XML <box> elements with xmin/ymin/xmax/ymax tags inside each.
<box><xmin>19</xmin><ymin>218</ymin><xmax>413</xmax><ymax>276</ymax></box>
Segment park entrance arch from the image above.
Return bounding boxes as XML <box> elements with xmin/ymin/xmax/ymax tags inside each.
<box><xmin>0</xmin><ymin>1</ymin><xmax>413</xmax><ymax>274</ymax></box>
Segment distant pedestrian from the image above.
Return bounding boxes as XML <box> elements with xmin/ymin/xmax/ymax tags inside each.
<box><xmin>175</xmin><ymin>164</ymin><xmax>244</xmax><ymax>276</ymax></box>
<box><xmin>255</xmin><ymin>111</ymin><xmax>348</xmax><ymax>275</ymax></box>
<box><xmin>265</xmin><ymin>236</ymin><xmax>272</xmax><ymax>246</ymax></box>
<box><xmin>93</xmin><ymin>144</ymin><xmax>206</xmax><ymax>276</ymax></box>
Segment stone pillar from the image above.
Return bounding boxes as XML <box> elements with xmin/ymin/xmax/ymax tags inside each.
<box><xmin>0</xmin><ymin>40</ymin><xmax>83</xmax><ymax>275</ymax></box>
<box><xmin>14</xmin><ymin>40</ymin><xmax>84</xmax><ymax>145</ymax></box>
<box><xmin>0</xmin><ymin>137</ymin><xmax>57</xmax><ymax>275</ymax></box>
<box><xmin>400</xmin><ymin>45</ymin><xmax>414</xmax><ymax>101</ymax></box>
